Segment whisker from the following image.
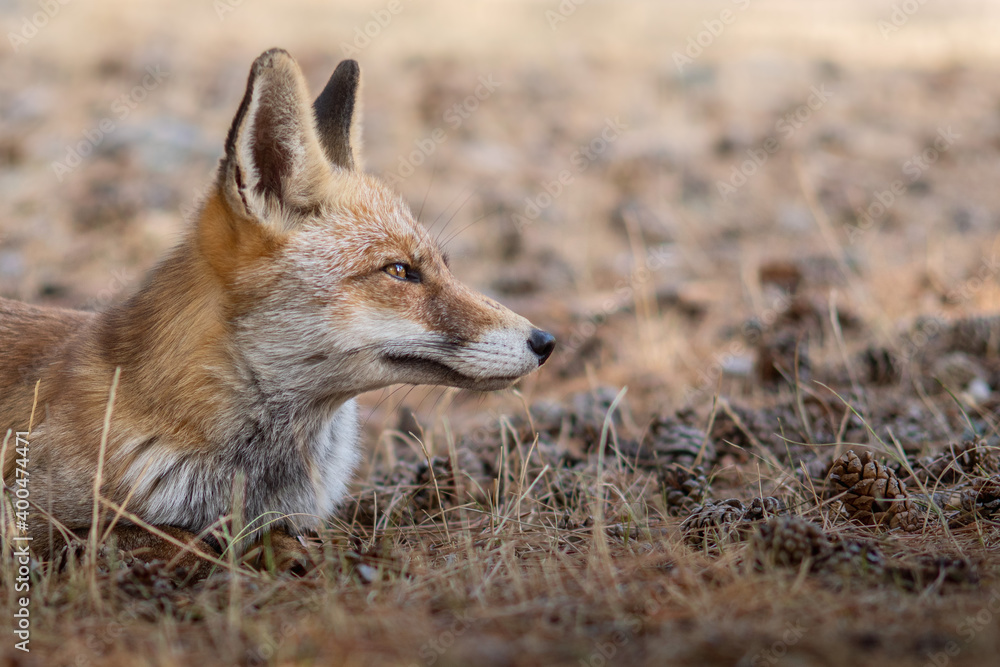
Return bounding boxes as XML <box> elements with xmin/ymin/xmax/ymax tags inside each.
<box><xmin>416</xmin><ymin>152</ymin><xmax>440</xmax><ymax>223</ymax></box>
<box><xmin>440</xmin><ymin>205</ymin><xmax>501</xmax><ymax>250</ymax></box>
<box><xmin>433</xmin><ymin>187</ymin><xmax>477</xmax><ymax>246</ymax></box>
<box><xmin>362</xmin><ymin>385</ymin><xmax>407</xmax><ymax>430</ymax></box>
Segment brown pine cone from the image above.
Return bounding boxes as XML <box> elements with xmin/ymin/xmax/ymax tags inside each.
<box><xmin>819</xmin><ymin>537</ymin><xmax>886</xmax><ymax>575</ymax></box>
<box><xmin>115</xmin><ymin>559</ymin><xmax>180</xmax><ymax>598</ymax></box>
<box><xmin>709</xmin><ymin>403</ymin><xmax>764</xmax><ymax>451</ymax></box>
<box><xmin>411</xmin><ymin>455</ymin><xmax>454</xmax><ymax>513</ymax></box>
<box><xmin>412</xmin><ymin>449</ymin><xmax>491</xmax><ymax>514</ymax></box>
<box><xmin>632</xmin><ymin>416</ymin><xmax>715</xmax><ymax>469</ymax></box>
<box><xmin>681</xmin><ymin>498</ymin><xmax>747</xmax><ymax>549</ymax></box>
<box><xmin>889</xmin><ymin>554</ymin><xmax>979</xmax><ymax>590</ymax></box>
<box><xmin>756</xmin><ymin>329</ymin><xmax>811</xmax><ymax>386</ymax></box>
<box><xmin>681</xmin><ymin>497</ymin><xmax>787</xmax><ymax>549</ymax></box>
<box><xmin>914</xmin><ymin>437</ymin><xmax>1000</xmax><ymax>485</ymax></box>
<box><xmin>743</xmin><ymin>496</ymin><xmax>786</xmax><ymax>522</ymax></box>
<box><xmin>659</xmin><ymin>463</ymin><xmax>710</xmax><ymax>515</ymax></box>
<box><xmin>954</xmin><ymin>475</ymin><xmax>1000</xmax><ymax>524</ymax></box>
<box><xmin>940</xmin><ymin>315</ymin><xmax>1000</xmax><ymax>356</ymax></box>
<box><xmin>827</xmin><ymin>450</ymin><xmax>921</xmax><ymax>531</ymax></box>
<box><xmin>751</xmin><ymin>516</ymin><xmax>831</xmax><ymax>569</ymax></box>
<box><xmin>569</xmin><ymin>387</ymin><xmax>628</xmax><ymax>448</ymax></box>
<box><xmin>857</xmin><ymin>345</ymin><xmax>902</xmax><ymax>385</ymax></box>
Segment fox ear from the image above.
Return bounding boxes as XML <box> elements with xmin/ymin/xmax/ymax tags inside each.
<box><xmin>219</xmin><ymin>48</ymin><xmax>330</xmax><ymax>222</ymax></box>
<box><xmin>312</xmin><ymin>59</ymin><xmax>362</xmax><ymax>171</ymax></box>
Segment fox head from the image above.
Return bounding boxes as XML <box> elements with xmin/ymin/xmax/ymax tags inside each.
<box><xmin>197</xmin><ymin>49</ymin><xmax>554</xmax><ymax>402</ymax></box>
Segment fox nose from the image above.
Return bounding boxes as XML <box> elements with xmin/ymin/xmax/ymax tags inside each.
<box><xmin>527</xmin><ymin>329</ymin><xmax>556</xmax><ymax>365</ymax></box>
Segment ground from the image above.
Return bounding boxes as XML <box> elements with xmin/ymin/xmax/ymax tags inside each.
<box><xmin>2</xmin><ymin>1</ymin><xmax>1000</xmax><ymax>665</ymax></box>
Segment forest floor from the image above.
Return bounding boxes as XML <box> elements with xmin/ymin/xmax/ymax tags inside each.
<box><xmin>2</xmin><ymin>1</ymin><xmax>1000</xmax><ymax>665</ymax></box>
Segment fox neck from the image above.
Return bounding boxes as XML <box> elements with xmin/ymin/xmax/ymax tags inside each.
<box><xmin>94</xmin><ymin>220</ymin><xmax>351</xmax><ymax>450</ymax></box>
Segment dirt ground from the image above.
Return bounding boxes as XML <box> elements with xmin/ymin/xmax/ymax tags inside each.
<box><xmin>3</xmin><ymin>1</ymin><xmax>1000</xmax><ymax>665</ymax></box>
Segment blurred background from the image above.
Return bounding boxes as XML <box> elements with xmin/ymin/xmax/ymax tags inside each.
<box><xmin>2</xmin><ymin>0</ymin><xmax>1000</xmax><ymax>437</ymax></box>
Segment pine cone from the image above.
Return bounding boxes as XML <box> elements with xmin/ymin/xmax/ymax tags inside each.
<box><xmin>914</xmin><ymin>437</ymin><xmax>1000</xmax><ymax>485</ymax></box>
<box><xmin>751</xmin><ymin>516</ymin><xmax>831</xmax><ymax>569</ymax></box>
<box><xmin>681</xmin><ymin>497</ymin><xmax>787</xmax><ymax>549</ymax></box>
<box><xmin>569</xmin><ymin>386</ymin><xmax>628</xmax><ymax>448</ymax></box>
<box><xmin>942</xmin><ymin>315</ymin><xmax>1000</xmax><ymax>356</ymax></box>
<box><xmin>757</xmin><ymin>329</ymin><xmax>811</xmax><ymax>386</ymax></box>
<box><xmin>659</xmin><ymin>463</ymin><xmax>710</xmax><ymax>515</ymax></box>
<box><xmin>889</xmin><ymin>554</ymin><xmax>979</xmax><ymax>590</ymax></box>
<box><xmin>827</xmin><ymin>450</ymin><xmax>921</xmax><ymax>531</ymax></box>
<box><xmin>549</xmin><ymin>467</ymin><xmax>589</xmax><ymax>510</ymax></box>
<box><xmin>556</xmin><ymin>509</ymin><xmax>593</xmax><ymax>531</ymax></box>
<box><xmin>708</xmin><ymin>403</ymin><xmax>775</xmax><ymax>461</ymax></box>
<box><xmin>819</xmin><ymin>537</ymin><xmax>886</xmax><ymax>575</ymax></box>
<box><xmin>858</xmin><ymin>345</ymin><xmax>902</xmax><ymax>385</ymax></box>
<box><xmin>681</xmin><ymin>498</ymin><xmax>746</xmax><ymax>548</ymax></box>
<box><xmin>928</xmin><ymin>352</ymin><xmax>987</xmax><ymax>392</ymax></box>
<box><xmin>954</xmin><ymin>475</ymin><xmax>1000</xmax><ymax>524</ymax></box>
<box><xmin>632</xmin><ymin>416</ymin><xmax>714</xmax><ymax>469</ymax></box>
<box><xmin>115</xmin><ymin>559</ymin><xmax>179</xmax><ymax>598</ymax></box>
<box><xmin>743</xmin><ymin>496</ymin><xmax>786</xmax><ymax>522</ymax></box>
<box><xmin>411</xmin><ymin>449</ymin><xmax>486</xmax><ymax>513</ymax></box>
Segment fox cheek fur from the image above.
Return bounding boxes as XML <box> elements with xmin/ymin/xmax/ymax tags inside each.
<box><xmin>0</xmin><ymin>49</ymin><xmax>554</xmax><ymax>565</ymax></box>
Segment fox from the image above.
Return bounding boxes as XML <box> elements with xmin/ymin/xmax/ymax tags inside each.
<box><xmin>0</xmin><ymin>48</ymin><xmax>555</xmax><ymax>574</ymax></box>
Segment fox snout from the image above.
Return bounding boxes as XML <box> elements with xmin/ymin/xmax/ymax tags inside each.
<box><xmin>528</xmin><ymin>328</ymin><xmax>556</xmax><ymax>364</ymax></box>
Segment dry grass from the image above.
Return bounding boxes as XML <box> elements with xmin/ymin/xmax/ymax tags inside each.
<box><xmin>5</xmin><ymin>376</ymin><xmax>1000</xmax><ymax>666</ymax></box>
<box><xmin>4</xmin><ymin>1</ymin><xmax>1000</xmax><ymax>665</ymax></box>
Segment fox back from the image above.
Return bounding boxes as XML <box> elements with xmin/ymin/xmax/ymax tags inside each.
<box><xmin>0</xmin><ymin>49</ymin><xmax>554</xmax><ymax>559</ymax></box>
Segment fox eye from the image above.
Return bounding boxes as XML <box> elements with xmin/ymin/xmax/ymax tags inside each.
<box><xmin>384</xmin><ymin>262</ymin><xmax>419</xmax><ymax>282</ymax></box>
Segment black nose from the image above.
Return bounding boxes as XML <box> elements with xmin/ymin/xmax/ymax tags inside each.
<box><xmin>527</xmin><ymin>329</ymin><xmax>556</xmax><ymax>365</ymax></box>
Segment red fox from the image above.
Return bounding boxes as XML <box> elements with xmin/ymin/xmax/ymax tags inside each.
<box><xmin>0</xmin><ymin>49</ymin><xmax>554</xmax><ymax>573</ymax></box>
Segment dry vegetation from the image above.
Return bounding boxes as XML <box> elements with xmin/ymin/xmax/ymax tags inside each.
<box><xmin>4</xmin><ymin>1</ymin><xmax>1000</xmax><ymax>665</ymax></box>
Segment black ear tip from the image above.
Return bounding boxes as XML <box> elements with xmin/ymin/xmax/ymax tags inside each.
<box><xmin>332</xmin><ymin>59</ymin><xmax>360</xmax><ymax>82</ymax></box>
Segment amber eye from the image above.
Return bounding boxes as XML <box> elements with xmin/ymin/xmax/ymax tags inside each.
<box><xmin>384</xmin><ymin>262</ymin><xmax>418</xmax><ymax>282</ymax></box>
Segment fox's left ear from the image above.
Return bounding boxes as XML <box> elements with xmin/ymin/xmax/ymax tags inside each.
<box><xmin>219</xmin><ymin>48</ymin><xmax>331</xmax><ymax>223</ymax></box>
<box><xmin>313</xmin><ymin>59</ymin><xmax>363</xmax><ymax>171</ymax></box>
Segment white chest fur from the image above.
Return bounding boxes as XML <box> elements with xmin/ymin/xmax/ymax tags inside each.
<box><xmin>120</xmin><ymin>398</ymin><xmax>361</xmax><ymax>539</ymax></box>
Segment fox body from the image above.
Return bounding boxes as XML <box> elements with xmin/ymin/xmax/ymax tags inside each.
<box><xmin>0</xmin><ymin>49</ymin><xmax>554</xmax><ymax>570</ymax></box>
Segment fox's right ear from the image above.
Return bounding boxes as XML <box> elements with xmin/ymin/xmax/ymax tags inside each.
<box><xmin>312</xmin><ymin>59</ymin><xmax>362</xmax><ymax>171</ymax></box>
<box><xmin>218</xmin><ymin>48</ymin><xmax>330</xmax><ymax>224</ymax></box>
